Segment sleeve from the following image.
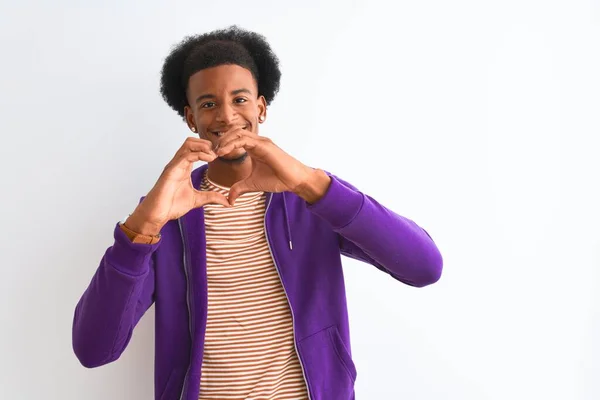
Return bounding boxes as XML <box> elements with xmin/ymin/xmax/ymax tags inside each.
<box><xmin>72</xmin><ymin>222</ymin><xmax>160</xmax><ymax>367</ymax></box>
<box><xmin>307</xmin><ymin>173</ymin><xmax>443</xmax><ymax>287</ymax></box>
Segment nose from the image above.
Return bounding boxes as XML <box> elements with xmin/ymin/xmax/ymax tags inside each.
<box><xmin>215</xmin><ymin>102</ymin><xmax>237</xmax><ymax>125</ymax></box>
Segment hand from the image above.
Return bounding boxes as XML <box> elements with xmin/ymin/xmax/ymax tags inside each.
<box><xmin>216</xmin><ymin>128</ymin><xmax>331</xmax><ymax>205</ymax></box>
<box><xmin>126</xmin><ymin>137</ymin><xmax>230</xmax><ymax>235</ymax></box>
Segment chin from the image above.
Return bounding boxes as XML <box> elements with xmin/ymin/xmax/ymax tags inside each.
<box><xmin>218</xmin><ymin>151</ymin><xmax>248</xmax><ymax>164</ymax></box>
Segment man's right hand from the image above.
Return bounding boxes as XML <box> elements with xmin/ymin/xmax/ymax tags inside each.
<box><xmin>123</xmin><ymin>137</ymin><xmax>230</xmax><ymax>236</ymax></box>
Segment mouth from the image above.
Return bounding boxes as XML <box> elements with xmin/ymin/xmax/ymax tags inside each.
<box><xmin>210</xmin><ymin>125</ymin><xmax>249</xmax><ymax>137</ymax></box>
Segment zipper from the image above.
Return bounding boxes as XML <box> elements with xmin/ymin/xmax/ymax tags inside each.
<box><xmin>178</xmin><ymin>218</ymin><xmax>193</xmax><ymax>400</ymax></box>
<box><xmin>264</xmin><ymin>193</ymin><xmax>312</xmax><ymax>400</ymax></box>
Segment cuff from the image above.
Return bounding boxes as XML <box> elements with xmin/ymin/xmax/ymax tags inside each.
<box><xmin>105</xmin><ymin>222</ymin><xmax>162</xmax><ymax>276</ymax></box>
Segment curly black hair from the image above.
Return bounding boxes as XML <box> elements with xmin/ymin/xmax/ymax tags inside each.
<box><xmin>160</xmin><ymin>25</ymin><xmax>281</xmax><ymax>120</ymax></box>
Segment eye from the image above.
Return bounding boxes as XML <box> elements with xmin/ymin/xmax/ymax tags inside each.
<box><xmin>201</xmin><ymin>102</ymin><xmax>216</xmax><ymax>109</ymax></box>
<box><xmin>234</xmin><ymin>97</ymin><xmax>247</xmax><ymax>104</ymax></box>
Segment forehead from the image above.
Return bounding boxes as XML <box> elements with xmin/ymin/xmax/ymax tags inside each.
<box><xmin>187</xmin><ymin>64</ymin><xmax>257</xmax><ymax>95</ymax></box>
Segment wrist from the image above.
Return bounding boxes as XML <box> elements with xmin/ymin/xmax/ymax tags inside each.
<box><xmin>124</xmin><ymin>211</ymin><xmax>163</xmax><ymax>236</ymax></box>
<box><xmin>294</xmin><ymin>168</ymin><xmax>332</xmax><ymax>204</ymax></box>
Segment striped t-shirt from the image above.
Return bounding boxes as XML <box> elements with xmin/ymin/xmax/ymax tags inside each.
<box><xmin>198</xmin><ymin>172</ymin><xmax>308</xmax><ymax>400</ymax></box>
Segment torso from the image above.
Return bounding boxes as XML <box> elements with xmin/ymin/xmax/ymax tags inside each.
<box><xmin>199</xmin><ymin>172</ymin><xmax>308</xmax><ymax>399</ymax></box>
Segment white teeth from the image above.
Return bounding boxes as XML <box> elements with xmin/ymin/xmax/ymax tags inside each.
<box><xmin>212</xmin><ymin>127</ymin><xmax>247</xmax><ymax>136</ymax></box>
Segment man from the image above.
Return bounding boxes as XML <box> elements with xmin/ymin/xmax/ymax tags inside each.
<box><xmin>72</xmin><ymin>25</ymin><xmax>443</xmax><ymax>400</ymax></box>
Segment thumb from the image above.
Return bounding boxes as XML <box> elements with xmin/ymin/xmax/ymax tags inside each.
<box><xmin>228</xmin><ymin>180</ymin><xmax>250</xmax><ymax>206</ymax></box>
<box><xmin>195</xmin><ymin>190</ymin><xmax>230</xmax><ymax>208</ymax></box>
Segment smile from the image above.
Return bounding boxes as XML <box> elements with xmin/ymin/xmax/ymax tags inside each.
<box><xmin>210</xmin><ymin>125</ymin><xmax>249</xmax><ymax>137</ymax></box>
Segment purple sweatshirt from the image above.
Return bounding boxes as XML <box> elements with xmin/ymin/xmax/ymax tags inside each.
<box><xmin>72</xmin><ymin>165</ymin><xmax>443</xmax><ymax>400</ymax></box>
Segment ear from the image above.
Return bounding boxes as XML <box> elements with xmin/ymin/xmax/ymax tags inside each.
<box><xmin>184</xmin><ymin>105</ymin><xmax>198</xmax><ymax>134</ymax></box>
<box><xmin>257</xmin><ymin>95</ymin><xmax>267</xmax><ymax>123</ymax></box>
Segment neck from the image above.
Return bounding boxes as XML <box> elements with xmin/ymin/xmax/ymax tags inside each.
<box><xmin>206</xmin><ymin>156</ymin><xmax>253</xmax><ymax>188</ymax></box>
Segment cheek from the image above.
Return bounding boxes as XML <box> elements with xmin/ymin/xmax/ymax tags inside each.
<box><xmin>196</xmin><ymin>111</ymin><xmax>212</xmax><ymax>126</ymax></box>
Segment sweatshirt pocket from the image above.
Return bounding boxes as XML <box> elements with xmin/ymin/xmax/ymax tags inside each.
<box><xmin>298</xmin><ymin>325</ymin><xmax>357</xmax><ymax>400</ymax></box>
<box><xmin>329</xmin><ymin>326</ymin><xmax>357</xmax><ymax>382</ymax></box>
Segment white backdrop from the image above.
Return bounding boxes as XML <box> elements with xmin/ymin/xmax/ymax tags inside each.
<box><xmin>1</xmin><ymin>1</ymin><xmax>599</xmax><ymax>399</ymax></box>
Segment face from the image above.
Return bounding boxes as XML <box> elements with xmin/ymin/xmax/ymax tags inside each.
<box><xmin>184</xmin><ymin>64</ymin><xmax>266</xmax><ymax>163</ymax></box>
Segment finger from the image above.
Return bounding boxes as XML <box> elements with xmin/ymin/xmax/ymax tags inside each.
<box><xmin>176</xmin><ymin>141</ymin><xmax>217</xmax><ymax>163</ymax></box>
<box><xmin>216</xmin><ymin>127</ymin><xmax>254</xmax><ymax>151</ymax></box>
<box><xmin>183</xmin><ymin>151</ymin><xmax>217</xmax><ymax>164</ymax></box>
<box><xmin>170</xmin><ymin>147</ymin><xmax>217</xmax><ymax>168</ymax></box>
<box><xmin>175</xmin><ymin>137</ymin><xmax>213</xmax><ymax>156</ymax></box>
<box><xmin>195</xmin><ymin>191</ymin><xmax>231</xmax><ymax>208</ymax></box>
<box><xmin>228</xmin><ymin>180</ymin><xmax>250</xmax><ymax>206</ymax></box>
<box><xmin>186</xmin><ymin>145</ymin><xmax>217</xmax><ymax>158</ymax></box>
<box><xmin>186</xmin><ymin>136</ymin><xmax>214</xmax><ymax>145</ymax></box>
<box><xmin>164</xmin><ymin>150</ymin><xmax>214</xmax><ymax>175</ymax></box>
<box><xmin>185</xmin><ymin>138</ymin><xmax>216</xmax><ymax>155</ymax></box>
<box><xmin>216</xmin><ymin>136</ymin><xmax>258</xmax><ymax>156</ymax></box>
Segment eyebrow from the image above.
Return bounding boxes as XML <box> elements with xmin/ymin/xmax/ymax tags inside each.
<box><xmin>195</xmin><ymin>88</ymin><xmax>253</xmax><ymax>103</ymax></box>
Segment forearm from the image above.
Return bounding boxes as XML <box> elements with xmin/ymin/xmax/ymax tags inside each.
<box><xmin>339</xmin><ymin>196</ymin><xmax>442</xmax><ymax>286</ymax></box>
<box><xmin>308</xmin><ymin>173</ymin><xmax>443</xmax><ymax>286</ymax></box>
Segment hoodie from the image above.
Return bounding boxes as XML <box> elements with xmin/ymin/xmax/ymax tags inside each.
<box><xmin>72</xmin><ymin>164</ymin><xmax>443</xmax><ymax>400</ymax></box>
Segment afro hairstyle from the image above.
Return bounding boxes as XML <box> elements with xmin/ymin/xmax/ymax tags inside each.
<box><xmin>160</xmin><ymin>25</ymin><xmax>281</xmax><ymax>120</ymax></box>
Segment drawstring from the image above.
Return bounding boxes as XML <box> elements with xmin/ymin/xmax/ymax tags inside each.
<box><xmin>282</xmin><ymin>195</ymin><xmax>293</xmax><ymax>250</ymax></box>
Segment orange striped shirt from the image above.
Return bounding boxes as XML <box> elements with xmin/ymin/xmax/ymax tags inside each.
<box><xmin>198</xmin><ymin>172</ymin><xmax>308</xmax><ymax>400</ymax></box>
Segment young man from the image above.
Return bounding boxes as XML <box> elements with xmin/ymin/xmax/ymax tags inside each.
<box><xmin>72</xmin><ymin>25</ymin><xmax>443</xmax><ymax>400</ymax></box>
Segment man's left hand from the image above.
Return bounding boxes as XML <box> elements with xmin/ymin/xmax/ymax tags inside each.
<box><xmin>216</xmin><ymin>128</ymin><xmax>331</xmax><ymax>205</ymax></box>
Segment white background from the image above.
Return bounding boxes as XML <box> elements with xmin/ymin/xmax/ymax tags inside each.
<box><xmin>1</xmin><ymin>0</ymin><xmax>599</xmax><ymax>399</ymax></box>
